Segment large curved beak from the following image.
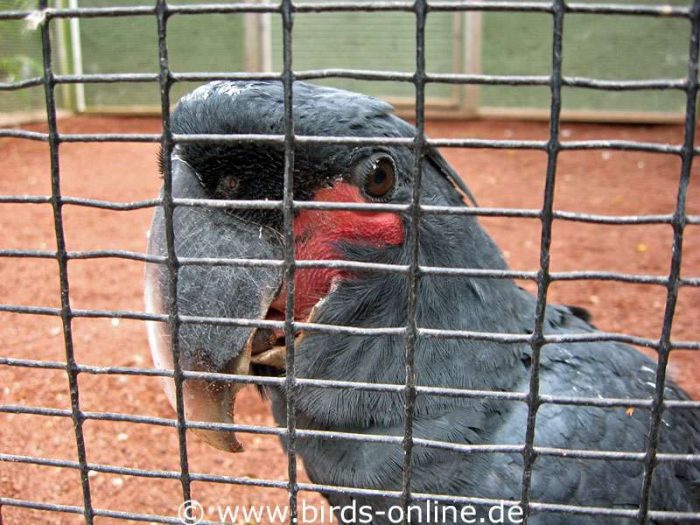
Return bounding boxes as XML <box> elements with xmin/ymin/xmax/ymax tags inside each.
<box><xmin>145</xmin><ymin>156</ymin><xmax>283</xmax><ymax>452</ymax></box>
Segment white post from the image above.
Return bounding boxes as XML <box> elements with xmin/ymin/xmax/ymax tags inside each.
<box><xmin>67</xmin><ymin>0</ymin><xmax>85</xmax><ymax>111</ymax></box>
<box><xmin>244</xmin><ymin>0</ymin><xmax>272</xmax><ymax>72</ymax></box>
<box><xmin>260</xmin><ymin>9</ymin><xmax>271</xmax><ymax>72</ymax></box>
<box><xmin>463</xmin><ymin>11</ymin><xmax>482</xmax><ymax>117</ymax></box>
<box><xmin>53</xmin><ymin>0</ymin><xmax>71</xmax><ymax>110</ymax></box>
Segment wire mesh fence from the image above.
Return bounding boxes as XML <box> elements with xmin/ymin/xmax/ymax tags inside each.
<box><xmin>0</xmin><ymin>1</ymin><xmax>699</xmax><ymax>524</ymax></box>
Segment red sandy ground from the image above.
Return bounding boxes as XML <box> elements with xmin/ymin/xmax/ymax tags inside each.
<box><xmin>0</xmin><ymin>116</ymin><xmax>698</xmax><ymax>524</ymax></box>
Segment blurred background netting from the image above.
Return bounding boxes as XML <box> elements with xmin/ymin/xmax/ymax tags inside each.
<box><xmin>0</xmin><ymin>0</ymin><xmax>692</xmax><ymax>121</ymax></box>
<box><xmin>0</xmin><ymin>0</ymin><xmax>49</xmax><ymax>116</ymax></box>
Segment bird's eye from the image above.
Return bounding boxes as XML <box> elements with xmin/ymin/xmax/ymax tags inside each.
<box><xmin>356</xmin><ymin>154</ymin><xmax>396</xmax><ymax>200</ymax></box>
<box><xmin>215</xmin><ymin>174</ymin><xmax>239</xmax><ymax>198</ymax></box>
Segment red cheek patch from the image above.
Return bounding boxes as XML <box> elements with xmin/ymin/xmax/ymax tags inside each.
<box><xmin>295</xmin><ymin>182</ymin><xmax>405</xmax><ymax>249</ymax></box>
<box><xmin>286</xmin><ymin>182</ymin><xmax>404</xmax><ymax>320</ymax></box>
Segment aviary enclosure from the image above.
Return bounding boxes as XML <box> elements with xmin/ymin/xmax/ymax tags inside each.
<box><xmin>0</xmin><ymin>0</ymin><xmax>699</xmax><ymax>524</ymax></box>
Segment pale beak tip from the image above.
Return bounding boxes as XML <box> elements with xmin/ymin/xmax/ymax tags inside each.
<box><xmin>195</xmin><ymin>428</ymin><xmax>245</xmax><ymax>453</ymax></box>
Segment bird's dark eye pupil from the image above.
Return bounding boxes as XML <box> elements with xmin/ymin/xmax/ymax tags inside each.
<box><xmin>365</xmin><ymin>157</ymin><xmax>395</xmax><ymax>198</ymax></box>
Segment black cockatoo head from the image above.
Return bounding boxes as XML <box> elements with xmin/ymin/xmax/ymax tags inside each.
<box><xmin>145</xmin><ymin>81</ymin><xmax>526</xmax><ymax>452</ymax></box>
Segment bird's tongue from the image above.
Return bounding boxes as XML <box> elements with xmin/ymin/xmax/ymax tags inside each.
<box><xmin>248</xmin><ymin>280</ymin><xmax>327</xmax><ymax>370</ymax></box>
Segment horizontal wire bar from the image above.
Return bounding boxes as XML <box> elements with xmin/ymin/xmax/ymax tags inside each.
<box><xmin>169</xmin><ymin>2</ymin><xmax>280</xmax><ymax>14</ymax></box>
<box><xmin>3</xmin><ymin>249</ymin><xmax>693</xmax><ymax>287</ymax></box>
<box><xmin>0</xmin><ymin>497</ymin><xmax>201</xmax><ymax>524</ymax></box>
<box><xmin>298</xmin><ymin>69</ymin><xmax>414</xmax><ymax>82</ymax></box>
<box><xmin>3</xmin><ymin>408</ymin><xmax>699</xmax><ymax>464</ymax></box>
<box><xmin>519</xmin><ymin>500</ymin><xmax>628</xmax><ymax>520</ymax></box>
<box><xmin>426</xmin><ymin>74</ymin><xmax>688</xmax><ymax>91</ymax></box>
<box><xmin>1</xmin><ymin>453</ymin><xmax>84</xmax><ymax>471</ymax></box>
<box><xmin>2</xmin><ymin>193</ymin><xmax>696</xmax><ymax>227</ymax></box>
<box><xmin>172</xmin><ymin>132</ymin><xmax>415</xmax><ymax>146</ymax></box>
<box><xmin>55</xmin><ymin>73</ymin><xmax>158</xmax><ymax>84</ymax></box>
<box><xmin>0</xmin><ymin>304</ymin><xmax>60</xmax><ymax>316</ymax></box>
<box><xmin>296</xmin><ymin>320</ymin><xmax>406</xmax><ymax>336</ymax></box>
<box><xmin>0</xmin><ymin>455</ymin><xmax>279</xmax><ymax>496</ymax></box>
<box><xmin>7</xmin><ymin>5</ymin><xmax>158</xmax><ymax>19</ymax></box>
<box><xmin>429</xmin><ymin>1</ymin><xmax>693</xmax><ymax>17</ymax></box>
<box><xmin>167</xmin><ymin>134</ymin><xmax>687</xmax><ymax>156</ymax></box>
<box><xmin>61</xmin><ymin>133</ymin><xmax>162</xmax><ymax>143</ymax></box>
<box><xmin>0</xmin><ymin>499</ymin><xmax>84</xmax><ymax>519</ymax></box>
<box><xmin>659</xmin><ymin>340</ymin><xmax>698</xmax><ymax>351</ymax></box>
<box><xmin>564</xmin><ymin>2</ymin><xmax>691</xmax><ymax>17</ymax></box>
<box><xmin>559</xmin><ymin>140</ymin><xmax>683</xmax><ymax>154</ymax></box>
<box><xmin>63</xmin><ymin>196</ymin><xmax>160</xmax><ymax>210</ymax></box>
<box><xmin>2</xmin><ymin>70</ymin><xmax>688</xmax><ymax>91</ymax></box>
<box><xmin>3</xmin><ymin>445</ymin><xmax>699</xmax><ymax>511</ymax></box>
<box><xmin>0</xmin><ymin>249</ymin><xmax>159</xmax><ymax>263</ymax></box>
<box><xmin>67</xmin><ymin>250</ymin><xmax>161</xmax><ymax>263</ymax></box>
<box><xmin>0</xmin><ymin>249</ymin><xmax>57</xmax><ymax>259</ymax></box>
<box><xmin>0</xmin><ymin>195</ymin><xmax>158</xmax><ymax>209</ymax></box>
<box><xmin>0</xmin><ymin>77</ymin><xmax>43</xmax><ymax>91</ymax></box>
<box><xmin>562</xmin><ymin>76</ymin><xmax>687</xmax><ymax>91</ymax></box>
<box><xmin>172</xmin><ymin>197</ymin><xmax>283</xmax><ymax>210</ymax></box>
<box><xmin>432</xmin><ymin>138</ymin><xmax>548</xmax><ymax>150</ymax></box>
<box><xmin>0</xmin><ymin>130</ymin><xmax>48</xmax><ymax>141</ymax></box>
<box><xmin>0</xmin><ymin>1</ymin><xmax>692</xmax><ymax>20</ymax></box>
<box><xmin>3</xmin><ymin>359</ymin><xmax>700</xmax><ymax>410</ymax></box>
<box><xmin>172</xmin><ymin>71</ymin><xmax>282</xmax><ymax>82</ymax></box>
<box><xmin>292</xmin><ymin>0</ymin><xmax>414</xmax><ymax>13</ymax></box>
<box><xmin>0</xmin><ymin>407</ymin><xmax>525</xmax><ymax>451</ymax></box>
<box><xmin>550</xmin><ymin>210</ymin><xmax>676</xmax><ymax>225</ymax></box>
<box><xmin>549</xmin><ymin>271</ymin><xmax>671</xmax><ymax>285</ymax></box>
<box><xmin>0</xmin><ymin>128</ymin><xmax>692</xmax><ymax>156</ymax></box>
<box><xmin>641</xmin><ymin>509</ymin><xmax>700</xmax><ymax>522</ymax></box>
<box><xmin>419</xmin><ymin>327</ymin><xmax>651</xmax><ymax>348</ymax></box>
<box><xmin>1</xmin><ymin>303</ymin><xmax>698</xmax><ymax>349</ymax></box>
<box><xmin>0</xmin><ymin>454</ymin><xmax>290</xmax><ymax>493</ymax></box>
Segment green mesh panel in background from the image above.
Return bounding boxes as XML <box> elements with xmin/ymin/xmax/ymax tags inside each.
<box><xmin>481</xmin><ymin>0</ymin><xmax>690</xmax><ymax>113</ymax></box>
<box><xmin>0</xmin><ymin>1</ymin><xmax>48</xmax><ymax>114</ymax></box>
<box><xmin>76</xmin><ymin>0</ymin><xmax>246</xmax><ymax>108</ymax></box>
<box><xmin>270</xmin><ymin>8</ymin><xmax>457</xmax><ymax>101</ymax></box>
<box><xmin>1</xmin><ymin>0</ymin><xmax>692</xmax><ymax>118</ymax></box>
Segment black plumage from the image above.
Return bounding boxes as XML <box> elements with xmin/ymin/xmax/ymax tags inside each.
<box><xmin>150</xmin><ymin>80</ymin><xmax>700</xmax><ymax>524</ymax></box>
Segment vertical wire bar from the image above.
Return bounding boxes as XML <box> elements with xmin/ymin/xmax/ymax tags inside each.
<box><xmin>519</xmin><ymin>0</ymin><xmax>565</xmax><ymax>522</ymax></box>
<box><xmin>38</xmin><ymin>2</ymin><xmax>95</xmax><ymax>523</ymax></box>
<box><xmin>636</xmin><ymin>5</ymin><xmax>700</xmax><ymax>523</ymax></box>
<box><xmin>281</xmin><ymin>1</ymin><xmax>298</xmax><ymax>523</ymax></box>
<box><xmin>400</xmin><ymin>0</ymin><xmax>427</xmax><ymax>520</ymax></box>
<box><xmin>156</xmin><ymin>0</ymin><xmax>193</xmax><ymax>507</ymax></box>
